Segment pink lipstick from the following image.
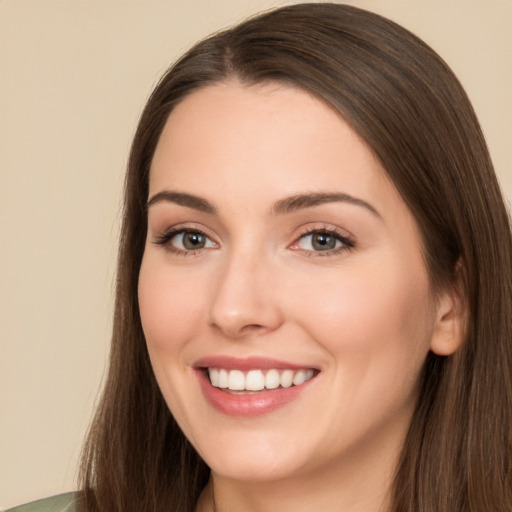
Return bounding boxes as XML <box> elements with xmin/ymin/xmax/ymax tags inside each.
<box><xmin>194</xmin><ymin>356</ymin><xmax>318</xmax><ymax>417</ymax></box>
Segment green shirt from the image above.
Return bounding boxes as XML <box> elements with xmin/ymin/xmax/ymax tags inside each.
<box><xmin>3</xmin><ymin>493</ymin><xmax>78</xmax><ymax>512</ymax></box>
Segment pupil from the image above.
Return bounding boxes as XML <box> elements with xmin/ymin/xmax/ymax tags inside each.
<box><xmin>183</xmin><ymin>232</ymin><xmax>205</xmax><ymax>249</ymax></box>
<box><xmin>312</xmin><ymin>233</ymin><xmax>335</xmax><ymax>251</ymax></box>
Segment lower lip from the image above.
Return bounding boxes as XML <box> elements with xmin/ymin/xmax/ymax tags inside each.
<box><xmin>196</xmin><ymin>370</ymin><xmax>315</xmax><ymax>417</ymax></box>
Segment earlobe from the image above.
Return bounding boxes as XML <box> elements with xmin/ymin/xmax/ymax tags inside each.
<box><xmin>429</xmin><ymin>265</ymin><xmax>467</xmax><ymax>356</ymax></box>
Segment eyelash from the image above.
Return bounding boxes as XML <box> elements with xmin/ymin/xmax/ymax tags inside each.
<box><xmin>151</xmin><ymin>225</ymin><xmax>355</xmax><ymax>257</ymax></box>
<box><xmin>291</xmin><ymin>226</ymin><xmax>355</xmax><ymax>257</ymax></box>
<box><xmin>152</xmin><ymin>227</ymin><xmax>216</xmax><ymax>256</ymax></box>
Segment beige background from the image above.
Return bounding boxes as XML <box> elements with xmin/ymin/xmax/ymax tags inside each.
<box><xmin>1</xmin><ymin>0</ymin><xmax>510</xmax><ymax>508</ymax></box>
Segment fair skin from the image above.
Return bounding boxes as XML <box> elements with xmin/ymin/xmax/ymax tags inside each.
<box><xmin>138</xmin><ymin>81</ymin><xmax>462</xmax><ymax>512</ymax></box>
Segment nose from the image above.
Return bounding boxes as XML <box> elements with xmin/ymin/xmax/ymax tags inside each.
<box><xmin>208</xmin><ymin>249</ymin><xmax>284</xmax><ymax>339</ymax></box>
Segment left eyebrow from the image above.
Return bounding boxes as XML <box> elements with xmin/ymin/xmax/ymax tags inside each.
<box><xmin>272</xmin><ymin>192</ymin><xmax>382</xmax><ymax>219</ymax></box>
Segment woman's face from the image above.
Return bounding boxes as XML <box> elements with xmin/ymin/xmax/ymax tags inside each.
<box><xmin>138</xmin><ymin>82</ymin><xmax>454</xmax><ymax>484</ymax></box>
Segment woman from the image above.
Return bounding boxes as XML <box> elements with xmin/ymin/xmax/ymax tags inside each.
<box><xmin>8</xmin><ymin>3</ymin><xmax>511</xmax><ymax>512</ymax></box>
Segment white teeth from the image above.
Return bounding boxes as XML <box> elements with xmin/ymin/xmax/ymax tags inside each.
<box><xmin>228</xmin><ymin>370</ymin><xmax>245</xmax><ymax>390</ymax></box>
<box><xmin>246</xmin><ymin>369</ymin><xmax>265</xmax><ymax>391</ymax></box>
<box><xmin>207</xmin><ymin>367</ymin><xmax>316</xmax><ymax>391</ymax></box>
<box><xmin>209</xmin><ymin>368</ymin><xmax>220</xmax><ymax>387</ymax></box>
<box><xmin>265</xmin><ymin>369</ymin><xmax>280</xmax><ymax>389</ymax></box>
<box><xmin>293</xmin><ymin>369</ymin><xmax>306</xmax><ymax>386</ymax></box>
<box><xmin>218</xmin><ymin>369</ymin><xmax>229</xmax><ymax>388</ymax></box>
<box><xmin>280</xmin><ymin>369</ymin><xmax>294</xmax><ymax>388</ymax></box>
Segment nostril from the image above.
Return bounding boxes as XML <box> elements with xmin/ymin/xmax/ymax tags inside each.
<box><xmin>210</xmin><ymin>321</ymin><xmax>270</xmax><ymax>339</ymax></box>
<box><xmin>241</xmin><ymin>324</ymin><xmax>265</xmax><ymax>332</ymax></box>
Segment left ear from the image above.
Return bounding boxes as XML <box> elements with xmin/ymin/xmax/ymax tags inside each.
<box><xmin>429</xmin><ymin>262</ymin><xmax>467</xmax><ymax>356</ymax></box>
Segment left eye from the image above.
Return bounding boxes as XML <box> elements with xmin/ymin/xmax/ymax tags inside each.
<box><xmin>295</xmin><ymin>231</ymin><xmax>345</xmax><ymax>252</ymax></box>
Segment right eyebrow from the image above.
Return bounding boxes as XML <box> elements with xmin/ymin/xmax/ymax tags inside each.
<box><xmin>146</xmin><ymin>190</ymin><xmax>216</xmax><ymax>214</ymax></box>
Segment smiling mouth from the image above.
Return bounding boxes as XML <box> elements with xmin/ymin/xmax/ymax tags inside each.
<box><xmin>207</xmin><ymin>368</ymin><xmax>317</xmax><ymax>393</ymax></box>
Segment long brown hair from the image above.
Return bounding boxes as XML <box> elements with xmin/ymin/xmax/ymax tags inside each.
<box><xmin>79</xmin><ymin>4</ymin><xmax>512</xmax><ymax>511</ymax></box>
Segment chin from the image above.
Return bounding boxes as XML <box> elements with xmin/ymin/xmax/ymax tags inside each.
<box><xmin>208</xmin><ymin>456</ymin><xmax>307</xmax><ymax>483</ymax></box>
<box><xmin>195</xmin><ymin>430</ymin><xmax>314</xmax><ymax>483</ymax></box>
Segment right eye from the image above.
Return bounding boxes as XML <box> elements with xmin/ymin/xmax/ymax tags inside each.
<box><xmin>153</xmin><ymin>229</ymin><xmax>217</xmax><ymax>254</ymax></box>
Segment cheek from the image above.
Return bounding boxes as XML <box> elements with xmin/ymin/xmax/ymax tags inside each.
<box><xmin>290</xmin><ymin>256</ymin><xmax>434</xmax><ymax>373</ymax></box>
<box><xmin>288</xmin><ymin>260</ymin><xmax>434</xmax><ymax>441</ymax></box>
<box><xmin>138</xmin><ymin>255</ymin><xmax>207</xmax><ymax>357</ymax></box>
<box><xmin>137</xmin><ymin>255</ymin><xmax>209</xmax><ymax>429</ymax></box>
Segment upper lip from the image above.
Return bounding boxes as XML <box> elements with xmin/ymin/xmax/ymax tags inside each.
<box><xmin>193</xmin><ymin>355</ymin><xmax>318</xmax><ymax>372</ymax></box>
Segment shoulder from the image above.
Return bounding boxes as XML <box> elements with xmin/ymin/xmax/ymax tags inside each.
<box><xmin>3</xmin><ymin>493</ymin><xmax>79</xmax><ymax>512</ymax></box>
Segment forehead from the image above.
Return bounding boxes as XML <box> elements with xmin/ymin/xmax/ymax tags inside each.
<box><xmin>154</xmin><ymin>83</ymin><xmax>375</xmax><ymax>176</ymax></box>
<box><xmin>149</xmin><ymin>81</ymin><xmax>407</xmax><ymax>224</ymax></box>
